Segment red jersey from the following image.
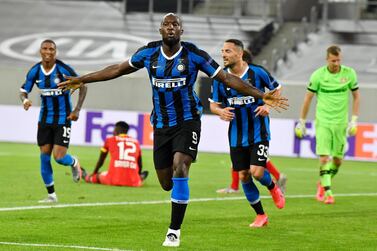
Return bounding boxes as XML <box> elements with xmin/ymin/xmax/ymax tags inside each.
<box><xmin>101</xmin><ymin>134</ymin><xmax>142</xmax><ymax>187</ymax></box>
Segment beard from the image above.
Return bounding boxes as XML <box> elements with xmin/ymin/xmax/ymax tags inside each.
<box><xmin>163</xmin><ymin>36</ymin><xmax>180</xmax><ymax>47</ymax></box>
<box><xmin>224</xmin><ymin>61</ymin><xmax>235</xmax><ymax>68</ymax></box>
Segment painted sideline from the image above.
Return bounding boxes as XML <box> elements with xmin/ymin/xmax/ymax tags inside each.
<box><xmin>1</xmin><ymin>193</ymin><xmax>377</xmax><ymax>212</ymax></box>
<box><xmin>0</xmin><ymin>242</ymin><xmax>132</xmax><ymax>251</ymax></box>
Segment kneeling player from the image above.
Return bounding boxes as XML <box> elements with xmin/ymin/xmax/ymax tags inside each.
<box><xmin>82</xmin><ymin>121</ymin><xmax>148</xmax><ymax>187</ymax></box>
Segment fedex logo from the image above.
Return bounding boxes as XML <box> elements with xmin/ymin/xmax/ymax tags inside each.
<box><xmin>85</xmin><ymin>111</ymin><xmax>153</xmax><ymax>147</ymax></box>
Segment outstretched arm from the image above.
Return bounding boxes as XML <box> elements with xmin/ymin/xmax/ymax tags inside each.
<box><xmin>214</xmin><ymin>70</ymin><xmax>264</xmax><ymax>99</ymax></box>
<box><xmin>58</xmin><ymin>60</ymin><xmax>138</xmax><ymax>90</ymax></box>
<box><xmin>214</xmin><ymin>70</ymin><xmax>288</xmax><ymax>111</ymax></box>
<box><xmin>79</xmin><ymin>60</ymin><xmax>138</xmax><ymax>83</ymax></box>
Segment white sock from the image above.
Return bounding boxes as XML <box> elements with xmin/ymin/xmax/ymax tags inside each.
<box><xmin>48</xmin><ymin>192</ymin><xmax>57</xmax><ymax>198</ymax></box>
<box><xmin>167</xmin><ymin>228</ymin><xmax>180</xmax><ymax>238</ymax></box>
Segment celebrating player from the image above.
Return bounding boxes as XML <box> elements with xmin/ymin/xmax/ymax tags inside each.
<box><xmin>19</xmin><ymin>39</ymin><xmax>87</xmax><ymax>203</ymax></box>
<box><xmin>58</xmin><ymin>13</ymin><xmax>288</xmax><ymax>247</ymax></box>
<box><xmin>210</xmin><ymin>39</ymin><xmax>286</xmax><ymax>227</ymax></box>
<box><xmin>216</xmin><ymin>49</ymin><xmax>287</xmax><ymax>195</ymax></box>
<box><xmin>295</xmin><ymin>45</ymin><xmax>360</xmax><ymax>204</ymax></box>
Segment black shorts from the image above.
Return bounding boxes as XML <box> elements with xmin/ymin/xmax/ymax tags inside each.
<box><xmin>230</xmin><ymin>141</ymin><xmax>269</xmax><ymax>171</ymax></box>
<box><xmin>37</xmin><ymin>123</ymin><xmax>71</xmax><ymax>147</ymax></box>
<box><xmin>153</xmin><ymin>119</ymin><xmax>201</xmax><ymax>169</ymax></box>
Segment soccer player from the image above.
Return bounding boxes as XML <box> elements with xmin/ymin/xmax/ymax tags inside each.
<box><xmin>82</xmin><ymin>121</ymin><xmax>148</xmax><ymax>187</ymax></box>
<box><xmin>19</xmin><ymin>39</ymin><xmax>87</xmax><ymax>203</ymax></box>
<box><xmin>216</xmin><ymin>50</ymin><xmax>287</xmax><ymax>195</ymax></box>
<box><xmin>58</xmin><ymin>13</ymin><xmax>288</xmax><ymax>247</ymax></box>
<box><xmin>295</xmin><ymin>45</ymin><xmax>360</xmax><ymax>204</ymax></box>
<box><xmin>210</xmin><ymin>39</ymin><xmax>285</xmax><ymax>228</ymax></box>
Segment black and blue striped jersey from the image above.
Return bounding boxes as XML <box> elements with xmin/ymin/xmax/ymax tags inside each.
<box><xmin>20</xmin><ymin>59</ymin><xmax>78</xmax><ymax>125</ymax></box>
<box><xmin>211</xmin><ymin>64</ymin><xmax>281</xmax><ymax>147</ymax></box>
<box><xmin>129</xmin><ymin>41</ymin><xmax>221</xmax><ymax>128</ymax></box>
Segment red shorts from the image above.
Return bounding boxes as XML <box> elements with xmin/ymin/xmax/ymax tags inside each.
<box><xmin>86</xmin><ymin>171</ymin><xmax>142</xmax><ymax>187</ymax></box>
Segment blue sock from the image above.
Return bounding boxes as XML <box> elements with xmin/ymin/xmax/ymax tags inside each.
<box><xmin>170</xmin><ymin>178</ymin><xmax>189</xmax><ymax>230</ymax></box>
<box><xmin>171</xmin><ymin>177</ymin><xmax>189</xmax><ymax>204</ymax></box>
<box><xmin>55</xmin><ymin>154</ymin><xmax>75</xmax><ymax>166</ymax></box>
<box><xmin>241</xmin><ymin>178</ymin><xmax>260</xmax><ymax>204</ymax></box>
<box><xmin>258</xmin><ymin>169</ymin><xmax>273</xmax><ymax>187</ymax></box>
<box><xmin>40</xmin><ymin>153</ymin><xmax>54</xmax><ymax>186</ymax></box>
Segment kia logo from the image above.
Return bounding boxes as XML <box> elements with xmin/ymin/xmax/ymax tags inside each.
<box><xmin>0</xmin><ymin>31</ymin><xmax>149</xmax><ymax>65</ymax></box>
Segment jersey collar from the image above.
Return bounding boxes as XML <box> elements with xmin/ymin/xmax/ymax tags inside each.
<box><xmin>227</xmin><ymin>65</ymin><xmax>248</xmax><ymax>79</ymax></box>
<box><xmin>40</xmin><ymin>64</ymin><xmax>56</xmax><ymax>76</ymax></box>
<box><xmin>160</xmin><ymin>46</ymin><xmax>183</xmax><ymax>60</ymax></box>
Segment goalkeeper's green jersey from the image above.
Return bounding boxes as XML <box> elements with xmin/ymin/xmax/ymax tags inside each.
<box><xmin>307</xmin><ymin>65</ymin><xmax>358</xmax><ymax>125</ymax></box>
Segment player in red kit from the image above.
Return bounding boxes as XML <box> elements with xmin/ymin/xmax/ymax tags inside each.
<box><xmin>82</xmin><ymin>121</ymin><xmax>148</xmax><ymax>187</ymax></box>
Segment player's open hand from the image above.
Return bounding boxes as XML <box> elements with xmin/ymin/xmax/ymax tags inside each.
<box><xmin>262</xmin><ymin>89</ymin><xmax>289</xmax><ymax>112</ymax></box>
<box><xmin>219</xmin><ymin>107</ymin><xmax>235</xmax><ymax>121</ymax></box>
<box><xmin>254</xmin><ymin>105</ymin><xmax>270</xmax><ymax>117</ymax></box>
<box><xmin>58</xmin><ymin>75</ymin><xmax>84</xmax><ymax>94</ymax></box>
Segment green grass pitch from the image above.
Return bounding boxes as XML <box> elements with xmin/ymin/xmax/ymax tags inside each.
<box><xmin>0</xmin><ymin>142</ymin><xmax>376</xmax><ymax>251</ymax></box>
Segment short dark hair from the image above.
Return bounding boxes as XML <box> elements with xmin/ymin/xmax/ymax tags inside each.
<box><xmin>161</xmin><ymin>13</ymin><xmax>182</xmax><ymax>26</ymax></box>
<box><xmin>41</xmin><ymin>39</ymin><xmax>56</xmax><ymax>48</ymax></box>
<box><xmin>115</xmin><ymin>121</ymin><xmax>129</xmax><ymax>133</ymax></box>
<box><xmin>327</xmin><ymin>45</ymin><xmax>341</xmax><ymax>57</ymax></box>
<box><xmin>242</xmin><ymin>49</ymin><xmax>253</xmax><ymax>64</ymax></box>
<box><xmin>225</xmin><ymin>39</ymin><xmax>244</xmax><ymax>50</ymax></box>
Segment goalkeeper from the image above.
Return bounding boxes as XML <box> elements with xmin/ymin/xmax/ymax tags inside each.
<box><xmin>295</xmin><ymin>45</ymin><xmax>360</xmax><ymax>204</ymax></box>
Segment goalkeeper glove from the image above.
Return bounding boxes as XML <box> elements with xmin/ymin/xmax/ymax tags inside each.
<box><xmin>295</xmin><ymin>119</ymin><xmax>306</xmax><ymax>138</ymax></box>
<box><xmin>347</xmin><ymin>115</ymin><xmax>358</xmax><ymax>136</ymax></box>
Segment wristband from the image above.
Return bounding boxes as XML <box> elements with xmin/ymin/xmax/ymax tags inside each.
<box><xmin>351</xmin><ymin>115</ymin><xmax>358</xmax><ymax>123</ymax></box>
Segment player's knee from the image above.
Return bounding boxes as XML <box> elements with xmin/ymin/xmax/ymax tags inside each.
<box><xmin>52</xmin><ymin>152</ymin><xmax>65</xmax><ymax>161</ymax></box>
<box><xmin>172</xmin><ymin>163</ymin><xmax>188</xmax><ymax>177</ymax></box>
<box><xmin>250</xmin><ymin>166</ymin><xmax>264</xmax><ymax>180</ymax></box>
<box><xmin>333</xmin><ymin>158</ymin><xmax>342</xmax><ymax>167</ymax></box>
<box><xmin>55</xmin><ymin>157</ymin><xmax>64</xmax><ymax>165</ymax></box>
<box><xmin>239</xmin><ymin>170</ymin><xmax>251</xmax><ymax>182</ymax></box>
<box><xmin>319</xmin><ymin>156</ymin><xmax>330</xmax><ymax>165</ymax></box>
<box><xmin>160</xmin><ymin>181</ymin><xmax>173</xmax><ymax>191</ymax></box>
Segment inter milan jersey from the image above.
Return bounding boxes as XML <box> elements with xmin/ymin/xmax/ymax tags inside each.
<box><xmin>211</xmin><ymin>64</ymin><xmax>281</xmax><ymax>147</ymax></box>
<box><xmin>20</xmin><ymin>59</ymin><xmax>78</xmax><ymax>125</ymax></box>
<box><xmin>129</xmin><ymin>41</ymin><xmax>221</xmax><ymax>128</ymax></box>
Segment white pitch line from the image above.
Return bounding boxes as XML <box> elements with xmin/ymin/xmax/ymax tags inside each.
<box><xmin>1</xmin><ymin>193</ymin><xmax>377</xmax><ymax>212</ymax></box>
<box><xmin>0</xmin><ymin>241</ymin><xmax>132</xmax><ymax>251</ymax></box>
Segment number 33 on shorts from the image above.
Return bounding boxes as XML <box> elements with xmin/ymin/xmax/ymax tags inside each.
<box><xmin>257</xmin><ymin>143</ymin><xmax>269</xmax><ymax>161</ymax></box>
